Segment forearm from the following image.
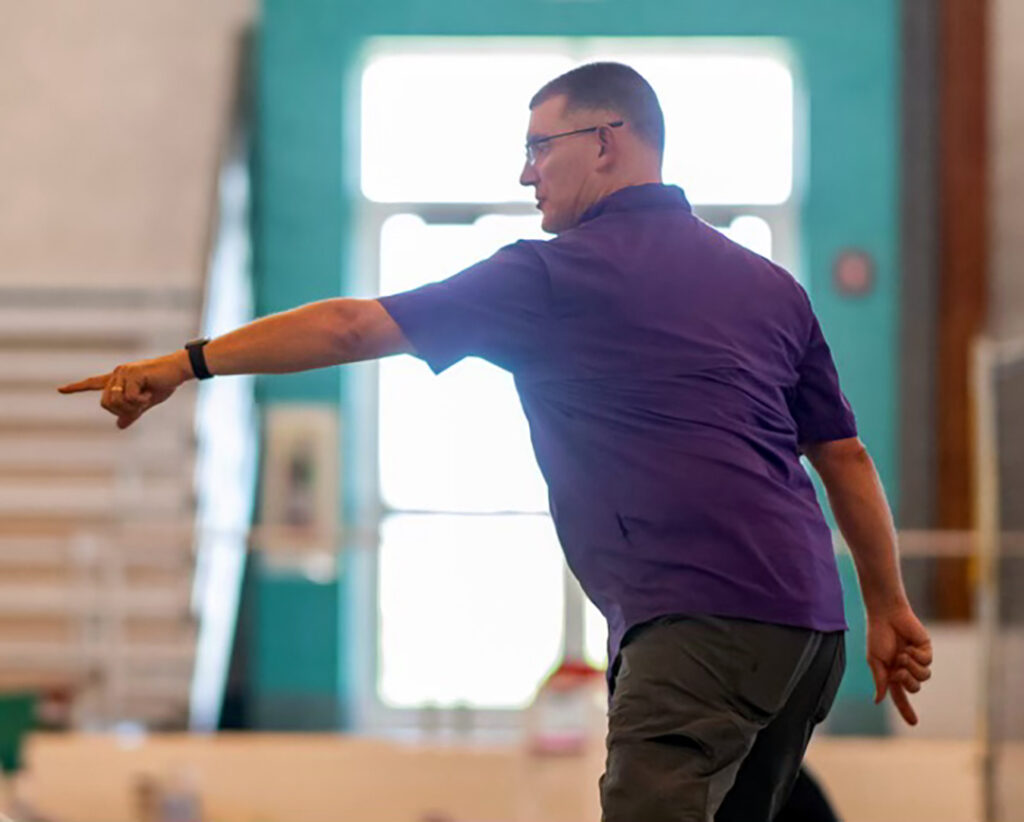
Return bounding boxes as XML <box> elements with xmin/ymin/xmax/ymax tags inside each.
<box><xmin>813</xmin><ymin>444</ymin><xmax>908</xmax><ymax>615</ymax></box>
<box><xmin>58</xmin><ymin>296</ymin><xmax>410</xmax><ymax>429</ymax></box>
<box><xmin>199</xmin><ymin>299</ymin><xmax>355</xmax><ymax>377</ymax></box>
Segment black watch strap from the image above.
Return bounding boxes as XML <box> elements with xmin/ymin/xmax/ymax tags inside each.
<box><xmin>184</xmin><ymin>337</ymin><xmax>214</xmax><ymax>380</ymax></box>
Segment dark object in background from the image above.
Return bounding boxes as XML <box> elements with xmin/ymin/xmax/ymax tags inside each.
<box><xmin>0</xmin><ymin>692</ymin><xmax>36</xmax><ymax>774</ymax></box>
<box><xmin>773</xmin><ymin>766</ymin><xmax>841</xmax><ymax>822</ymax></box>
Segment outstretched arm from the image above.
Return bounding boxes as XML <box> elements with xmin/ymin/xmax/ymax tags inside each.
<box><xmin>58</xmin><ymin>298</ymin><xmax>412</xmax><ymax>429</ymax></box>
<box><xmin>803</xmin><ymin>436</ymin><xmax>933</xmax><ymax>725</ymax></box>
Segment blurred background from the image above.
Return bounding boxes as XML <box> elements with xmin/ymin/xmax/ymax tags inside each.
<box><xmin>0</xmin><ymin>0</ymin><xmax>1021</xmax><ymax>820</ymax></box>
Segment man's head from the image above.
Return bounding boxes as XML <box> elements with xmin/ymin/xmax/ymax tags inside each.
<box><xmin>520</xmin><ymin>62</ymin><xmax>665</xmax><ymax>234</ymax></box>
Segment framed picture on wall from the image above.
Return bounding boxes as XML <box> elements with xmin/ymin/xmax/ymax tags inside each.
<box><xmin>257</xmin><ymin>404</ymin><xmax>340</xmax><ymax>567</ymax></box>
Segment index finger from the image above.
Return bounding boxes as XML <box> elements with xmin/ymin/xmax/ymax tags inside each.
<box><xmin>57</xmin><ymin>373</ymin><xmax>112</xmax><ymax>394</ymax></box>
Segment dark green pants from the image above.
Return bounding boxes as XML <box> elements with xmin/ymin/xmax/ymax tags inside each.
<box><xmin>600</xmin><ymin>615</ymin><xmax>846</xmax><ymax>822</ymax></box>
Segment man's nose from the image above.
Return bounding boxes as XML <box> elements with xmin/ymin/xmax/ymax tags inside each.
<box><xmin>520</xmin><ymin>159</ymin><xmax>538</xmax><ymax>187</ymax></box>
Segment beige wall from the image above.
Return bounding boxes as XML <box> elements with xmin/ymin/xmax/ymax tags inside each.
<box><xmin>0</xmin><ymin>0</ymin><xmax>254</xmax><ymax>288</ymax></box>
<box><xmin>992</xmin><ymin>0</ymin><xmax>1024</xmax><ymax>341</ymax></box>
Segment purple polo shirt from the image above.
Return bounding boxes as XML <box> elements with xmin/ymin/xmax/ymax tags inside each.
<box><xmin>378</xmin><ymin>183</ymin><xmax>855</xmax><ymax>670</ymax></box>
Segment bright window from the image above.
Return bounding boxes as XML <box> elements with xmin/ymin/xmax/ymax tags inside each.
<box><xmin>377</xmin><ymin>213</ymin><xmax>558</xmax><ymax>710</ymax></box>
<box><xmin>584</xmin><ymin>599</ymin><xmax>609</xmax><ymax>670</ymax></box>
<box><xmin>362</xmin><ymin>53</ymin><xmax>572</xmax><ymax>203</ymax></box>
<box><xmin>591</xmin><ymin>48</ymin><xmax>794</xmax><ymax>204</ymax></box>
<box><xmin>379</xmin><ymin>514</ymin><xmax>564</xmax><ymax>708</ymax></box>
<box><xmin>362</xmin><ymin>45</ymin><xmax>794</xmax><ymax>206</ymax></box>
<box><xmin>720</xmin><ymin>215</ymin><xmax>773</xmax><ymax>259</ymax></box>
<box><xmin>379</xmin><ymin>215</ymin><xmax>549</xmax><ymax>513</ymax></box>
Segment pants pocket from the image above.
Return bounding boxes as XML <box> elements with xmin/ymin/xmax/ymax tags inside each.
<box><xmin>727</xmin><ymin>624</ymin><xmax>822</xmax><ymax>721</ymax></box>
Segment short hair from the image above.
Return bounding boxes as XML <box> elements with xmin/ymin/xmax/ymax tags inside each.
<box><xmin>530</xmin><ymin>62</ymin><xmax>665</xmax><ymax>155</ymax></box>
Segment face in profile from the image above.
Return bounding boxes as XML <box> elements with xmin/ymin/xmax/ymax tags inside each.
<box><xmin>520</xmin><ymin>95</ymin><xmax>612</xmax><ymax>234</ymax></box>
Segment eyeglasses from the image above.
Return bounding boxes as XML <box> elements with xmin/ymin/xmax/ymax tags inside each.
<box><xmin>524</xmin><ymin>120</ymin><xmax>624</xmax><ymax>165</ymax></box>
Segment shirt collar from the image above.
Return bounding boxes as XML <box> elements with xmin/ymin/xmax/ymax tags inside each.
<box><xmin>578</xmin><ymin>183</ymin><xmax>692</xmax><ymax>225</ymax></box>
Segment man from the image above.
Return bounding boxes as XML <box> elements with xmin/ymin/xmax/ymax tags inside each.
<box><xmin>61</xmin><ymin>62</ymin><xmax>932</xmax><ymax>821</ymax></box>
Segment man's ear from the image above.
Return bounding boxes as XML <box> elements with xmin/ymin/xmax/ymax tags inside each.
<box><xmin>596</xmin><ymin>125</ymin><xmax>615</xmax><ymax>161</ymax></box>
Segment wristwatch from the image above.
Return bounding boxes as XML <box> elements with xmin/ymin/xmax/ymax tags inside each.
<box><xmin>184</xmin><ymin>337</ymin><xmax>214</xmax><ymax>380</ymax></box>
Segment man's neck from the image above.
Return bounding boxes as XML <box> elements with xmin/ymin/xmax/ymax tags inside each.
<box><xmin>591</xmin><ymin>176</ymin><xmax>664</xmax><ymax>204</ymax></box>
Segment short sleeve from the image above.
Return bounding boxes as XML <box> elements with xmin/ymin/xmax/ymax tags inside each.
<box><xmin>787</xmin><ymin>311</ymin><xmax>858</xmax><ymax>444</ymax></box>
<box><xmin>376</xmin><ymin>240</ymin><xmax>550</xmax><ymax>374</ymax></box>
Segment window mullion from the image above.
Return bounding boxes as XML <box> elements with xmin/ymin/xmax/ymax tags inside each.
<box><xmin>562</xmin><ymin>564</ymin><xmax>587</xmax><ymax>661</ymax></box>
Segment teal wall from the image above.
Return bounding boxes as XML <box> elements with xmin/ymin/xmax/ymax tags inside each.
<box><xmin>252</xmin><ymin>0</ymin><xmax>901</xmax><ymax>733</ymax></box>
<box><xmin>249</xmin><ymin>555</ymin><xmax>340</xmax><ymax>728</ymax></box>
